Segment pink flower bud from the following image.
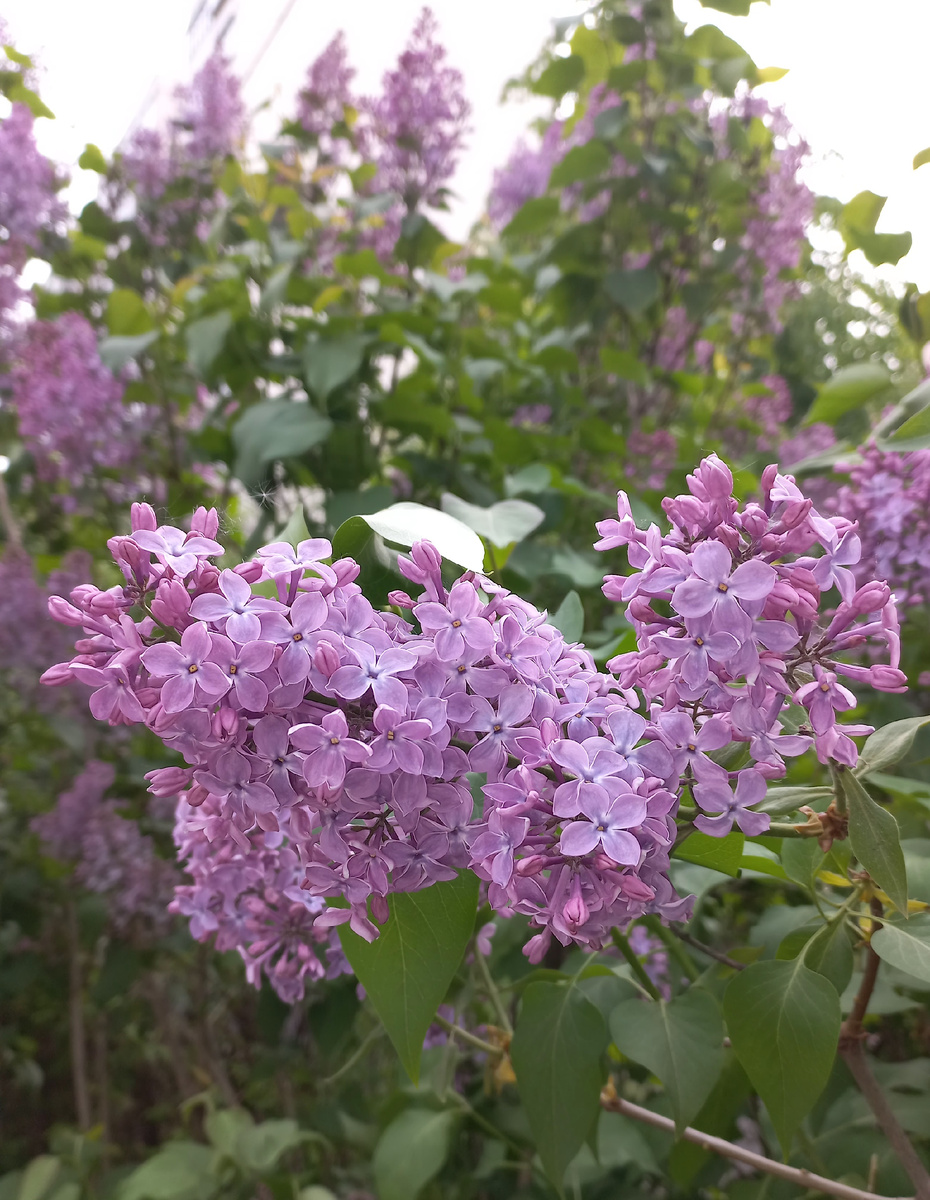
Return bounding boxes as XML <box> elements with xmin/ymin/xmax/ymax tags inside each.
<box><xmin>131</xmin><ymin>502</ymin><xmax>158</xmax><ymax>532</ymax></box>
<box><xmin>314</xmin><ymin>641</ymin><xmax>341</xmax><ymax>678</ymax></box>
<box><xmin>233</xmin><ymin>560</ymin><xmax>263</xmax><ymax>584</ymax></box>
<box><xmin>388</xmin><ymin>590</ymin><xmax>416</xmax><ymax>608</ymax></box>
<box><xmin>850</xmin><ymin>580</ymin><xmax>891</xmax><ymax>616</ymax></box>
<box><xmin>48</xmin><ymin>595</ymin><xmax>86</xmax><ymax>627</ymax></box>
<box><xmin>40</xmin><ymin>661</ymin><xmax>77</xmax><ymax>687</ymax></box>
<box><xmin>213</xmin><ymin>708</ymin><xmax>240</xmax><ymax>739</ymax></box>
<box><xmin>185</xmin><ymin>783</ymin><xmax>209</xmax><ymax>808</ymax></box>
<box><xmin>687</xmin><ymin>453</ymin><xmax>733</xmax><ymax>500</ymax></box>
<box><xmin>146</xmin><ymin>766</ymin><xmax>193</xmax><ymax>796</ymax></box>
<box><xmin>371</xmin><ymin>894</ymin><xmax>390</xmax><ymax>925</ymax></box>
<box><xmin>331</xmin><ymin>557</ymin><xmax>360</xmax><ymax>586</ymax></box>
<box><xmin>190</xmin><ymin>506</ymin><xmax>220</xmax><ymax>538</ymax></box>
<box><xmin>523</xmin><ymin>930</ymin><xmax>552</xmax><ymax>964</ymax></box>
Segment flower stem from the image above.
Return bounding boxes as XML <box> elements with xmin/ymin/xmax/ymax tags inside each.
<box><xmin>611</xmin><ymin>928</ymin><xmax>662</xmax><ymax>1000</ymax></box>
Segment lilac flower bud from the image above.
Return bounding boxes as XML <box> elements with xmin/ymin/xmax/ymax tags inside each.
<box><xmin>331</xmin><ymin>558</ymin><xmax>360</xmax><ymax>586</ymax></box>
<box><xmin>40</xmin><ymin>661</ymin><xmax>77</xmax><ymax>687</ymax></box>
<box><xmin>190</xmin><ymin>506</ymin><xmax>220</xmax><ymax>539</ymax></box>
<box><xmin>371</xmin><ymin>894</ymin><xmax>390</xmax><ymax>924</ymax></box>
<box><xmin>131</xmin><ymin>502</ymin><xmax>158</xmax><ymax>532</ymax></box>
<box><xmin>388</xmin><ymin>589</ymin><xmax>416</xmax><ymax>608</ymax></box>
<box><xmin>146</xmin><ymin>766</ymin><xmax>193</xmax><ymax>796</ymax></box>
<box><xmin>47</xmin><ymin>595</ymin><xmax>87</xmax><ymax>627</ymax></box>
<box><xmin>687</xmin><ymin>453</ymin><xmax>733</xmax><ymax>500</ymax></box>
<box><xmin>234</xmin><ymin>560</ymin><xmax>263</xmax><ymax>584</ymax></box>
<box><xmin>314</xmin><ymin>641</ymin><xmax>341</xmax><ymax>678</ymax></box>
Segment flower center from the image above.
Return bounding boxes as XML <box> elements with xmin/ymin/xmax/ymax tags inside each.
<box><xmin>694</xmin><ymin>637</ymin><xmax>704</xmax><ymax>647</ymax></box>
<box><xmin>717</xmin><ymin>582</ymin><xmax>728</xmax><ymax>593</ymax></box>
<box><xmin>457</xmin><ymin>664</ymin><xmax>467</xmax><ymax>674</ymax></box>
<box><xmin>292</xmin><ymin>632</ymin><xmax>303</xmax><ymax>642</ymax></box>
<box><xmin>686</xmin><ymin>742</ymin><xmax>696</xmax><ymax>752</ymax></box>
<box><xmin>330</xmin><ymin>736</ymin><xmax>340</xmax><ymax>745</ymax></box>
<box><xmin>188</xmin><ymin>663</ymin><xmax>198</xmax><ymax>673</ymax></box>
<box><xmin>820</xmin><ymin>682</ymin><xmax>830</xmax><ymax>692</ymax></box>
<box><xmin>229</xmin><ymin>664</ymin><xmax>238</xmax><ymax>674</ymax></box>
<box><xmin>493</xmin><ymin>723</ymin><xmax>503</xmax><ymax>733</ymax></box>
<box><xmin>386</xmin><ymin>730</ymin><xmax>395</xmax><ymax>741</ymax></box>
<box><xmin>451</xmin><ymin>619</ymin><xmax>462</xmax><ymax>628</ymax></box>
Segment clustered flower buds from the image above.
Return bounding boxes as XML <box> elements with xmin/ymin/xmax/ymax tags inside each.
<box><xmin>44</xmin><ymin>455</ymin><xmax>904</xmax><ymax>1000</ymax></box>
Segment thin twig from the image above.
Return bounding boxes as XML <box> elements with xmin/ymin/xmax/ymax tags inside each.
<box><xmin>600</xmin><ymin>1093</ymin><xmax>913</xmax><ymax>1200</ymax></box>
<box><xmin>838</xmin><ymin>898</ymin><xmax>930</xmax><ymax>1200</ymax></box>
<box><xmin>644</xmin><ymin>916</ymin><xmax>699</xmax><ymax>982</ymax></box>
<box><xmin>670</xmin><ymin>926</ymin><xmax>746</xmax><ymax>973</ymax></box>
<box><xmin>320</xmin><ymin>1026</ymin><xmax>385</xmax><ymax>1088</ymax></box>
<box><xmin>611</xmin><ymin>929</ymin><xmax>662</xmax><ymax>1000</ymax></box>
<box><xmin>474</xmin><ymin>945</ymin><xmax>513</xmax><ymax>1035</ymax></box>
<box><xmin>433</xmin><ymin>1014</ymin><xmax>502</xmax><ymax>1058</ymax></box>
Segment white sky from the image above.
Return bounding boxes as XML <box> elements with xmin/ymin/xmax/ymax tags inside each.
<box><xmin>5</xmin><ymin>0</ymin><xmax>930</xmax><ymax>287</ymax></box>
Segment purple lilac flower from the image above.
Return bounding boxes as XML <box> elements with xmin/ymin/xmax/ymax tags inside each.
<box><xmin>11</xmin><ymin>313</ymin><xmax>147</xmax><ymax>510</ymax></box>
<box><xmin>364</xmin><ymin>8</ymin><xmax>470</xmax><ymax>212</ymax></box>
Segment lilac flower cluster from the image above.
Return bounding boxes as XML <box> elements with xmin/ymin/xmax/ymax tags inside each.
<box><xmin>363</xmin><ymin>8</ymin><xmax>470</xmax><ymax>212</ymax></box>
<box><xmin>298</xmin><ymin>31</ymin><xmax>357</xmax><ymax>150</ymax></box>
<box><xmin>32</xmin><ymin>761</ymin><xmax>177</xmax><ymax>936</ymax></box>
<box><xmin>712</xmin><ymin>93</ymin><xmax>814</xmax><ymax>330</ymax></box>
<box><xmin>833</xmin><ymin>442</ymin><xmax>930</xmax><ymax>608</ymax></box>
<box><xmin>171</xmin><ymin>793</ymin><xmax>349</xmax><ymax>1003</ymax></box>
<box><xmin>111</xmin><ymin>51</ymin><xmax>243</xmax><ymax>244</ymax></box>
<box><xmin>43</xmin><ymin>502</ymin><xmax>694</xmax><ymax>969</ymax></box>
<box><xmin>597</xmin><ymin>455</ymin><xmax>905</xmax><ymax>837</ymax></box>
<box><xmin>44</xmin><ymin>455</ymin><xmax>905</xmax><ymax>984</ymax></box>
<box><xmin>11</xmin><ymin>312</ymin><xmax>146</xmax><ymax>508</ymax></box>
<box><xmin>0</xmin><ymin>102</ymin><xmax>65</xmax><ymax>259</ymax></box>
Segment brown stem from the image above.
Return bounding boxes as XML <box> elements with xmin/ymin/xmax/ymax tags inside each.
<box><xmin>838</xmin><ymin>898</ymin><xmax>930</xmax><ymax>1200</ymax></box>
<box><xmin>601</xmin><ymin>1093</ymin><xmax>913</xmax><ymax>1200</ymax></box>
<box><xmin>66</xmin><ymin>900</ymin><xmax>92</xmax><ymax>1131</ymax></box>
<box><xmin>94</xmin><ymin>1010</ymin><xmax>110</xmax><ymax>1142</ymax></box>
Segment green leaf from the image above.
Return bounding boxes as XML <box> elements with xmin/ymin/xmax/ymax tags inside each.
<box><xmin>843</xmin><ymin>771</ymin><xmax>909</xmax><ymax>916</ymax></box>
<box><xmin>238</xmin><ymin>1119</ymin><xmax>308</xmax><ymax>1173</ymax></box>
<box><xmin>840</xmin><ymin>191</ymin><xmax>912</xmax><ymax>266</ymax></box>
<box><xmin>503</xmin><ymin>196</ymin><xmax>560</xmax><ymax>239</ymax></box>
<box><xmin>232</xmin><ymin>400</ymin><xmax>332</xmax><ymax>487</ymax></box>
<box><xmin>330</xmin><ymin>516</ymin><xmax>401</xmax><ymax>607</ymax></box>
<box><xmin>362</xmin><ymin>502</ymin><xmax>485</xmax><ymax>571</ymax></box>
<box><xmin>872</xmin><ymin>916</ymin><xmax>930</xmax><ymax>984</ymax></box>
<box><xmin>776</xmin><ymin>921</ymin><xmax>854</xmax><ymax>996</ymax></box>
<box><xmin>550</xmin><ymin>591</ymin><xmax>584</xmax><ymax>643</ymax></box>
<box><xmin>303</xmin><ymin>334</ymin><xmax>368</xmax><ymax>401</ymax></box>
<box><xmin>78</xmin><ymin>143</ymin><xmax>107</xmax><ymax>173</ymax></box>
<box><xmin>549</xmin><ymin>141</ymin><xmax>610</xmax><ymax>189</ymax></box>
<box><xmin>338</xmin><ymin>873</ymin><xmax>479</xmax><ymax>1082</ymax></box>
<box><xmin>440</xmin><ymin>493</ymin><xmax>544</xmax><ymax>550</ymax></box>
<box><xmin>6</xmin><ymin>82</ymin><xmax>53</xmax><ymax>118</ymax></box>
<box><xmin>605</xmin><ymin>267</ymin><xmax>661</xmax><ymax>316</ymax></box>
<box><xmin>674</xmin><ymin>830</ymin><xmax>744</xmax><ymax>876</ymax></box>
<box><xmin>186</xmin><ymin>311</ymin><xmax>233</xmax><ymax>374</ymax></box>
<box><xmin>106</xmin><ymin>288</ymin><xmax>152</xmax><ymax>336</ymax></box>
<box><xmin>3</xmin><ymin>44</ymin><xmax>32</xmax><ymax>66</ymax></box>
<box><xmin>856</xmin><ymin>716</ymin><xmax>930</xmax><ymax>775</ymax></box>
<box><xmin>118</xmin><ymin>1143</ymin><xmax>216</xmax><ymax>1200</ymax></box>
<box><xmin>98</xmin><ymin>331</ymin><xmax>159</xmax><ymax>374</ymax></box>
<box><xmin>599</xmin><ymin>346</ymin><xmax>650</xmax><ymax>385</ymax></box>
<box><xmin>803</xmin><ymin>363</ymin><xmax>891</xmax><ymax>426</ymax></box>
<box><xmin>532</xmin><ymin>54</ymin><xmax>585</xmax><ymax>98</ymax></box>
<box><xmin>610</xmin><ymin>989</ymin><xmax>725</xmax><ymax>1132</ymax></box>
<box><xmin>761</xmin><ymin>785</ymin><xmax>832</xmax><ymax>815</ymax></box>
<box><xmin>888</xmin><ymin>404</ymin><xmax>930</xmax><ymax>446</ymax></box>
<box><xmin>511</xmin><ymin>980</ymin><xmax>609</xmax><ymax>1191</ymax></box>
<box><xmin>17</xmin><ymin>1157</ymin><xmax>60</xmax><ymax>1200</ymax></box>
<box><xmin>914</xmin><ymin>147</ymin><xmax>930</xmax><ymax>171</ymax></box>
<box><xmin>780</xmin><ymin>838</ymin><xmax>824</xmax><ymax>893</ymax></box>
<box><xmin>372</xmin><ymin>1109</ymin><xmax>455</xmax><ymax>1200</ymax></box>
<box><xmin>259</xmin><ymin>263</ymin><xmax>292</xmax><ymax>313</ymax></box>
<box><xmin>757</xmin><ymin>65</ymin><xmax>789</xmax><ymax>82</ymax></box>
<box><xmin>724</xmin><ymin>959</ymin><xmax>841</xmax><ymax>1154</ymax></box>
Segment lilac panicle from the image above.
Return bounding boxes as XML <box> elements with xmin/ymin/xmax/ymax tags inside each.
<box><xmin>45</xmin><ymin>453</ymin><xmax>904</xmax><ymax>995</ymax></box>
<box><xmin>365</xmin><ymin>7</ymin><xmax>470</xmax><ymax>212</ymax></box>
